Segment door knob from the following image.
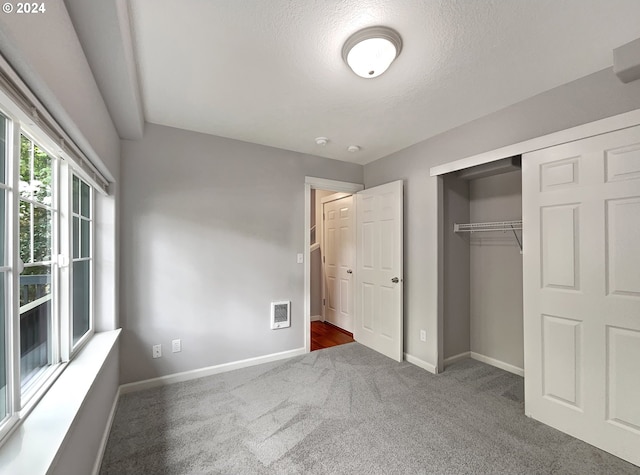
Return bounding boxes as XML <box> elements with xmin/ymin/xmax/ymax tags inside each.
<box><xmin>347</xmin><ymin>269</ymin><xmax>353</xmax><ymax>274</ymax></box>
<box><xmin>391</xmin><ymin>277</ymin><xmax>399</xmax><ymax>283</ymax></box>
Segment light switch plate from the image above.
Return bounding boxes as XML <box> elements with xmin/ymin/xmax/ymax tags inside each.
<box><xmin>172</xmin><ymin>339</ymin><xmax>181</xmax><ymax>353</ymax></box>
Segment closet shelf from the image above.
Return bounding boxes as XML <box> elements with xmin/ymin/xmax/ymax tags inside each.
<box><xmin>453</xmin><ymin>220</ymin><xmax>522</xmax><ymax>233</ymax></box>
<box><xmin>454</xmin><ymin>220</ymin><xmax>523</xmax><ymax>252</ymax></box>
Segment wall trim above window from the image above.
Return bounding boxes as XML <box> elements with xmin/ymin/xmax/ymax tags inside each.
<box><xmin>0</xmin><ymin>53</ymin><xmax>109</xmax><ymax>194</ymax></box>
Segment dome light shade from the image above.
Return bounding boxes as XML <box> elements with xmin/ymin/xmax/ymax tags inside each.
<box><xmin>342</xmin><ymin>26</ymin><xmax>402</xmax><ymax>78</ymax></box>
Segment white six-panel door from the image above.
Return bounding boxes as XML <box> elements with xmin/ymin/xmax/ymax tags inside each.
<box><xmin>323</xmin><ymin>195</ymin><xmax>355</xmax><ymax>333</ymax></box>
<box><xmin>355</xmin><ymin>180</ymin><xmax>403</xmax><ymax>362</ymax></box>
<box><xmin>523</xmin><ymin>125</ymin><xmax>640</xmax><ymax>466</ymax></box>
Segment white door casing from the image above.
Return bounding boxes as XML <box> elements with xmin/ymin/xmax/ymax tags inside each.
<box><xmin>523</xmin><ymin>125</ymin><xmax>640</xmax><ymax>466</ymax></box>
<box><xmin>355</xmin><ymin>180</ymin><xmax>404</xmax><ymax>362</ymax></box>
<box><xmin>322</xmin><ymin>195</ymin><xmax>355</xmax><ymax>333</ymax></box>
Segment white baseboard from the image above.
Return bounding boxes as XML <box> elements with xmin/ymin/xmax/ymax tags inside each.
<box><xmin>443</xmin><ymin>351</ymin><xmax>471</xmax><ymax>367</ymax></box>
<box><xmin>310</xmin><ymin>315</ymin><xmax>323</xmax><ymax>322</ymax></box>
<box><xmin>119</xmin><ymin>347</ymin><xmax>307</xmax><ymax>394</ymax></box>
<box><xmin>470</xmin><ymin>352</ymin><xmax>524</xmax><ymax>377</ymax></box>
<box><xmin>91</xmin><ymin>386</ymin><xmax>121</xmax><ymax>475</ymax></box>
<box><xmin>404</xmin><ymin>353</ymin><xmax>437</xmax><ymax>374</ymax></box>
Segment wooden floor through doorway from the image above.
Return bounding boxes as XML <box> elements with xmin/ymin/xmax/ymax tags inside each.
<box><xmin>311</xmin><ymin>321</ymin><xmax>354</xmax><ymax>351</ymax></box>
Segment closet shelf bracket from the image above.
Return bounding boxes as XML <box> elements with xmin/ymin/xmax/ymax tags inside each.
<box><xmin>453</xmin><ymin>220</ymin><xmax>523</xmax><ymax>252</ymax></box>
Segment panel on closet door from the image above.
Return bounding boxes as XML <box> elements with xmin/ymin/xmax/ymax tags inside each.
<box><xmin>542</xmin><ymin>314</ymin><xmax>582</xmax><ymax>408</ymax></box>
<box><xmin>327</xmin><ymin>276</ymin><xmax>336</xmax><ymax>311</ymax></box>
<box><xmin>379</xmin><ymin>285</ymin><xmax>394</xmax><ymax>340</ymax></box>
<box><xmin>606</xmin><ymin>144</ymin><xmax>640</xmax><ymax>183</ymax></box>
<box><xmin>361</xmin><ymin>283</ymin><xmax>374</xmax><ymax>331</ymax></box>
<box><xmin>607</xmin><ymin>326</ymin><xmax>640</xmax><ymax>432</ymax></box>
<box><xmin>541</xmin><ymin>204</ymin><xmax>580</xmax><ymax>290</ymax></box>
<box><xmin>606</xmin><ymin>197</ymin><xmax>640</xmax><ymax>297</ymax></box>
<box><xmin>540</xmin><ymin>157</ymin><xmax>580</xmax><ymax>191</ymax></box>
<box><xmin>361</xmin><ymin>222</ymin><xmax>374</xmax><ymax>269</ymax></box>
<box><xmin>340</xmin><ymin>278</ymin><xmax>349</xmax><ymax>314</ymax></box>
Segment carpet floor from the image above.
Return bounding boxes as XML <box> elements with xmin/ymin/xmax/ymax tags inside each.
<box><xmin>100</xmin><ymin>343</ymin><xmax>640</xmax><ymax>474</ymax></box>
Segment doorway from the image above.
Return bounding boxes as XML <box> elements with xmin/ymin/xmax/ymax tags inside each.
<box><xmin>309</xmin><ymin>189</ymin><xmax>356</xmax><ymax>351</ymax></box>
<box><xmin>304</xmin><ymin>176</ymin><xmax>405</xmax><ymax>360</ymax></box>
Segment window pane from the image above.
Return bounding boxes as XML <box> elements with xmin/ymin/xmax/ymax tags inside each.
<box><xmin>81</xmin><ymin>219</ymin><xmax>90</xmax><ymax>258</ymax></box>
<box><xmin>0</xmin><ymin>272</ymin><xmax>7</xmax><ymax>420</ymax></box>
<box><xmin>19</xmin><ymin>136</ymin><xmax>52</xmax><ymax>205</ymax></box>
<box><xmin>33</xmin><ymin>206</ymin><xmax>51</xmax><ymax>262</ymax></box>
<box><xmin>19</xmin><ymin>201</ymin><xmax>31</xmax><ymax>263</ymax></box>
<box><xmin>19</xmin><ymin>136</ymin><xmax>31</xmax><ymax>200</ymax></box>
<box><xmin>19</xmin><ymin>265</ymin><xmax>52</xmax><ymax>388</ymax></box>
<box><xmin>72</xmin><ymin>175</ymin><xmax>79</xmax><ymax>214</ymax></box>
<box><xmin>33</xmin><ymin>144</ymin><xmax>52</xmax><ymax>205</ymax></box>
<box><xmin>73</xmin><ymin>216</ymin><xmax>79</xmax><ymax>259</ymax></box>
<box><xmin>80</xmin><ymin>181</ymin><xmax>90</xmax><ymax>218</ymax></box>
<box><xmin>0</xmin><ymin>113</ymin><xmax>6</xmax><ymax>184</ymax></box>
<box><xmin>72</xmin><ymin>260</ymin><xmax>90</xmax><ymax>345</ymax></box>
<box><xmin>20</xmin><ymin>265</ymin><xmax>51</xmax><ymax>307</ymax></box>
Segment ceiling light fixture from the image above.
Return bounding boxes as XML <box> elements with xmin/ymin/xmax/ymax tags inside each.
<box><xmin>315</xmin><ymin>136</ymin><xmax>329</xmax><ymax>146</ymax></box>
<box><xmin>342</xmin><ymin>26</ymin><xmax>403</xmax><ymax>78</ymax></box>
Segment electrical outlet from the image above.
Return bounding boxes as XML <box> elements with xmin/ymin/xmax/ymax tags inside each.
<box><xmin>152</xmin><ymin>344</ymin><xmax>162</xmax><ymax>358</ymax></box>
<box><xmin>420</xmin><ymin>330</ymin><xmax>426</xmax><ymax>342</ymax></box>
<box><xmin>172</xmin><ymin>339</ymin><xmax>182</xmax><ymax>353</ymax></box>
<box><xmin>297</xmin><ymin>253</ymin><xmax>304</xmax><ymax>264</ymax></box>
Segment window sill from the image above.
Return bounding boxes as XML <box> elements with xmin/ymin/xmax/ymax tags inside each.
<box><xmin>0</xmin><ymin>329</ymin><xmax>121</xmax><ymax>474</ymax></box>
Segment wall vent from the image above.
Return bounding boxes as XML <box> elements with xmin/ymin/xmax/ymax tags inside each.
<box><xmin>271</xmin><ymin>301</ymin><xmax>291</xmax><ymax>329</ymax></box>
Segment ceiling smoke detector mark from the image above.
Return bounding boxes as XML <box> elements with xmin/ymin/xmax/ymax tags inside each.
<box><xmin>271</xmin><ymin>301</ymin><xmax>291</xmax><ymax>329</ymax></box>
<box><xmin>315</xmin><ymin>136</ymin><xmax>329</xmax><ymax>146</ymax></box>
<box><xmin>347</xmin><ymin>145</ymin><xmax>361</xmax><ymax>153</ymax></box>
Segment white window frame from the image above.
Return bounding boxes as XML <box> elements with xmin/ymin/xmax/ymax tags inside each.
<box><xmin>0</xmin><ymin>86</ymin><xmax>101</xmax><ymax>445</ymax></box>
<box><xmin>69</xmin><ymin>172</ymin><xmax>94</xmax><ymax>354</ymax></box>
<box><xmin>16</xmin><ymin>130</ymin><xmax>61</xmax><ymax>407</ymax></box>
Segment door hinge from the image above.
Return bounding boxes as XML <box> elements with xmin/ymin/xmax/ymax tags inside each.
<box><xmin>323</xmin><ymin>298</ymin><xmax>326</xmax><ymax>306</ymax></box>
<box><xmin>323</xmin><ymin>213</ymin><xmax>325</xmax><ymax>220</ymax></box>
<box><xmin>323</xmin><ymin>256</ymin><xmax>325</xmax><ymax>263</ymax></box>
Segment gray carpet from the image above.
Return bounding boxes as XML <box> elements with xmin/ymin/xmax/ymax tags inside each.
<box><xmin>100</xmin><ymin>343</ymin><xmax>640</xmax><ymax>474</ymax></box>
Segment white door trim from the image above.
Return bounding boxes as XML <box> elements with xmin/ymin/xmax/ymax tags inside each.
<box><xmin>304</xmin><ymin>177</ymin><xmax>364</xmax><ymax>353</ymax></box>
<box><xmin>429</xmin><ymin>108</ymin><xmax>640</xmax><ymax>177</ymax></box>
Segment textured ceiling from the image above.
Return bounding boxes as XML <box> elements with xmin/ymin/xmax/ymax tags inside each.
<box><xmin>74</xmin><ymin>0</ymin><xmax>640</xmax><ymax>164</ymax></box>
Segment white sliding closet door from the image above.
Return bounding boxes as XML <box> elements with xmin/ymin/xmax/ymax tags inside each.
<box><xmin>523</xmin><ymin>125</ymin><xmax>640</xmax><ymax>466</ymax></box>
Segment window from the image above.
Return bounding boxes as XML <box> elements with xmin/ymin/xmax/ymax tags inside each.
<box><xmin>1</xmin><ymin>113</ymin><xmax>8</xmax><ymax>423</ymax></box>
<box><xmin>72</xmin><ymin>175</ymin><xmax>92</xmax><ymax>347</ymax></box>
<box><xmin>19</xmin><ymin>134</ymin><xmax>56</xmax><ymax>394</ymax></box>
<box><xmin>0</xmin><ymin>92</ymin><xmax>100</xmax><ymax>442</ymax></box>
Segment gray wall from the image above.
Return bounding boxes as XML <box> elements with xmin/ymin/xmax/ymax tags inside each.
<box><xmin>364</xmin><ymin>67</ymin><xmax>640</xmax><ymax>369</ymax></box>
<box><xmin>442</xmin><ymin>175</ymin><xmax>470</xmax><ymax>359</ymax></box>
<box><xmin>469</xmin><ymin>171</ymin><xmax>523</xmax><ymax>369</ymax></box>
<box><xmin>310</xmin><ymin>246</ymin><xmax>323</xmax><ymax>317</ymax></box>
<box><xmin>120</xmin><ymin>124</ymin><xmax>363</xmax><ymax>384</ymax></box>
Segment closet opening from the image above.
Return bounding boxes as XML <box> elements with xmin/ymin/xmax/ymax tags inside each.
<box><xmin>441</xmin><ymin>156</ymin><xmax>524</xmax><ymax>376</ymax></box>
